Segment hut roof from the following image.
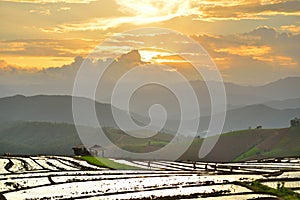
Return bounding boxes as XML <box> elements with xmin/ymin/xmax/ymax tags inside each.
<box><xmin>89</xmin><ymin>144</ymin><xmax>105</xmax><ymax>150</ymax></box>
<box><xmin>72</xmin><ymin>144</ymin><xmax>87</xmax><ymax>149</ymax></box>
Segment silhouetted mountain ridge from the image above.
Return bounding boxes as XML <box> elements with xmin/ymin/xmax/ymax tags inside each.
<box><xmin>0</xmin><ymin>95</ymin><xmax>121</xmax><ymax>128</ymax></box>
<box><xmin>0</xmin><ymin>95</ymin><xmax>299</xmax><ymax>134</ymax></box>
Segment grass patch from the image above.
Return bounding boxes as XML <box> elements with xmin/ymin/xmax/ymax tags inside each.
<box><xmin>236</xmin><ymin>181</ymin><xmax>300</xmax><ymax>200</ymax></box>
<box><xmin>233</xmin><ymin>146</ymin><xmax>261</xmax><ymax>161</ymax></box>
<box><xmin>119</xmin><ymin>144</ymin><xmax>147</xmax><ymax>153</ymax></box>
<box><xmin>79</xmin><ymin>156</ymin><xmax>141</xmax><ymax>170</ymax></box>
<box><xmin>225</xmin><ymin>129</ymin><xmax>250</xmax><ymax>136</ymax></box>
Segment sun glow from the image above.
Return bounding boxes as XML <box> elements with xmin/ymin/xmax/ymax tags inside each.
<box><xmin>139</xmin><ymin>49</ymin><xmax>173</xmax><ymax>63</ymax></box>
<box><xmin>138</xmin><ymin>48</ymin><xmax>194</xmax><ymax>66</ymax></box>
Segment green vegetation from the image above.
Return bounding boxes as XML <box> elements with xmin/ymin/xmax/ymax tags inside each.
<box><xmin>104</xmin><ymin>127</ymin><xmax>172</xmax><ymax>145</ymax></box>
<box><xmin>79</xmin><ymin>156</ymin><xmax>141</xmax><ymax>170</ymax></box>
<box><xmin>1</xmin><ymin>120</ymin><xmax>299</xmax><ymax>162</ymax></box>
<box><xmin>225</xmin><ymin>129</ymin><xmax>251</xmax><ymax>136</ymax></box>
<box><xmin>236</xmin><ymin>181</ymin><xmax>300</xmax><ymax>200</ymax></box>
<box><xmin>0</xmin><ymin>121</ymin><xmax>173</xmax><ymax>156</ymax></box>
<box><xmin>234</xmin><ymin>146</ymin><xmax>261</xmax><ymax>161</ymax></box>
<box><xmin>119</xmin><ymin>140</ymin><xmax>169</xmax><ymax>153</ymax></box>
<box><xmin>102</xmin><ymin>127</ymin><xmax>172</xmax><ymax>153</ymax></box>
<box><xmin>0</xmin><ymin>121</ymin><xmax>86</xmax><ymax>155</ymax></box>
<box><xmin>230</xmin><ymin>127</ymin><xmax>300</xmax><ymax>162</ymax></box>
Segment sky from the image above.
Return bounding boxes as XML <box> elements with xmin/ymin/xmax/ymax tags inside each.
<box><xmin>0</xmin><ymin>0</ymin><xmax>300</xmax><ymax>87</ymax></box>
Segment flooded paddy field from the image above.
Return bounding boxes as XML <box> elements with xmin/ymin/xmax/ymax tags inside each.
<box><xmin>0</xmin><ymin>156</ymin><xmax>300</xmax><ymax>199</ymax></box>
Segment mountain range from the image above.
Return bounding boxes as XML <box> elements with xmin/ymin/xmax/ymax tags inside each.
<box><xmin>0</xmin><ymin>93</ymin><xmax>299</xmax><ymax>134</ymax></box>
<box><xmin>128</xmin><ymin>76</ymin><xmax>300</xmax><ymax>118</ymax></box>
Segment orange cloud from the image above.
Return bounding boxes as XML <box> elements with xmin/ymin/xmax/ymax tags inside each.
<box><xmin>215</xmin><ymin>45</ymin><xmax>272</xmax><ymax>57</ymax></box>
<box><xmin>280</xmin><ymin>25</ymin><xmax>300</xmax><ymax>34</ymax></box>
<box><xmin>213</xmin><ymin>57</ymin><xmax>232</xmax><ymax>70</ymax></box>
<box><xmin>0</xmin><ymin>60</ymin><xmax>39</xmax><ymax>73</ymax></box>
<box><xmin>215</xmin><ymin>45</ymin><xmax>297</xmax><ymax>68</ymax></box>
<box><xmin>29</xmin><ymin>9</ymin><xmax>51</xmax><ymax>16</ymax></box>
<box><xmin>257</xmin><ymin>55</ymin><xmax>298</xmax><ymax>67</ymax></box>
<box><xmin>0</xmin><ymin>56</ymin><xmax>74</xmax><ymax>70</ymax></box>
<box><xmin>0</xmin><ymin>39</ymin><xmax>99</xmax><ymax>68</ymax></box>
<box><xmin>2</xmin><ymin>0</ymin><xmax>95</xmax><ymax>3</ymax></box>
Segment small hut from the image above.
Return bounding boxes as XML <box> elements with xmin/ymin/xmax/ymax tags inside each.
<box><xmin>89</xmin><ymin>144</ymin><xmax>105</xmax><ymax>157</ymax></box>
<box><xmin>72</xmin><ymin>144</ymin><xmax>105</xmax><ymax>157</ymax></box>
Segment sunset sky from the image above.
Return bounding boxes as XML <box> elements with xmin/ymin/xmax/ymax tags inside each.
<box><xmin>1</xmin><ymin>0</ymin><xmax>300</xmax><ymax>85</ymax></box>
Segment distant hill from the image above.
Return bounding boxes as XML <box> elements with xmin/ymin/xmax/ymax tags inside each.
<box><xmin>181</xmin><ymin>126</ymin><xmax>300</xmax><ymax>162</ymax></box>
<box><xmin>224</xmin><ymin>77</ymin><xmax>300</xmax><ymax>106</ymax></box>
<box><xmin>0</xmin><ymin>95</ymin><xmax>123</xmax><ymax>128</ymax></box>
<box><xmin>225</xmin><ymin>77</ymin><xmax>300</xmax><ymax>105</ymax></box>
<box><xmin>130</xmin><ymin>77</ymin><xmax>300</xmax><ymax>117</ymax></box>
<box><xmin>258</xmin><ymin>77</ymin><xmax>300</xmax><ymax>100</ymax></box>
<box><xmin>263</xmin><ymin>98</ymin><xmax>300</xmax><ymax>110</ymax></box>
<box><xmin>0</xmin><ymin>121</ymin><xmax>84</xmax><ymax>155</ymax></box>
<box><xmin>1</xmin><ymin>121</ymin><xmax>299</xmax><ymax>162</ymax></box>
<box><xmin>221</xmin><ymin>104</ymin><xmax>300</xmax><ymax>132</ymax></box>
<box><xmin>152</xmin><ymin>104</ymin><xmax>300</xmax><ymax>134</ymax></box>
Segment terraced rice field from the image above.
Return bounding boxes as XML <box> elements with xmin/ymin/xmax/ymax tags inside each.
<box><xmin>0</xmin><ymin>156</ymin><xmax>300</xmax><ymax>199</ymax></box>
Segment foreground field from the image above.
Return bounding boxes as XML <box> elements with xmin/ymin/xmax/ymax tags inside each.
<box><xmin>0</xmin><ymin>156</ymin><xmax>300</xmax><ymax>199</ymax></box>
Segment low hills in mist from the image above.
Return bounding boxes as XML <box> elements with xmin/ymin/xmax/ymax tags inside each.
<box><xmin>0</xmin><ymin>121</ymin><xmax>299</xmax><ymax>162</ymax></box>
<box><xmin>0</xmin><ymin>94</ymin><xmax>299</xmax><ymax>133</ymax></box>
<box><xmin>0</xmin><ymin>95</ymin><xmax>118</xmax><ymax>128</ymax></box>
